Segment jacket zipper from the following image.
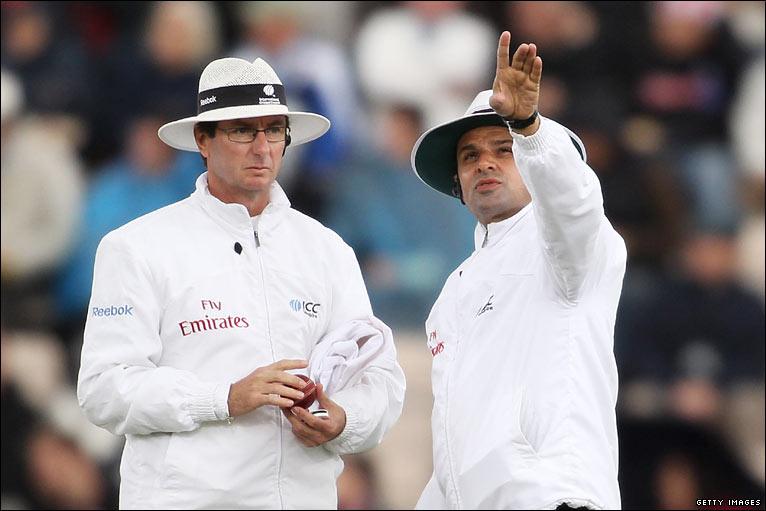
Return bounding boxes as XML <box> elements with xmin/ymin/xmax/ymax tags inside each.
<box><xmin>253</xmin><ymin>229</ymin><xmax>284</xmax><ymax>509</ymax></box>
<box><xmin>444</xmin><ymin>362</ymin><xmax>461</xmax><ymax>508</ymax></box>
<box><xmin>443</xmin><ymin>273</ymin><xmax>468</xmax><ymax>509</ymax></box>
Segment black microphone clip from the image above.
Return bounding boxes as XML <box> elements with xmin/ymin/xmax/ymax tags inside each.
<box><xmin>234</xmin><ymin>242</ymin><xmax>243</xmax><ymax>254</ymax></box>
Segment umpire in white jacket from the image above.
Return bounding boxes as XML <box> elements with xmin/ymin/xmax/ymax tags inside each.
<box><xmin>77</xmin><ymin>56</ymin><xmax>405</xmax><ymax>509</ymax></box>
<box><xmin>411</xmin><ymin>32</ymin><xmax>626</xmax><ymax>509</ymax></box>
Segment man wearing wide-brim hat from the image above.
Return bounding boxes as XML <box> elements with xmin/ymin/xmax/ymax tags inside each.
<box><xmin>77</xmin><ymin>56</ymin><xmax>405</xmax><ymax>509</ymax></box>
<box><xmin>412</xmin><ymin>32</ymin><xmax>626</xmax><ymax>510</ymax></box>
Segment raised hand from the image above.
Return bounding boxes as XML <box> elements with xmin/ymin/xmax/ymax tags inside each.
<box><xmin>489</xmin><ymin>31</ymin><xmax>542</xmax><ymax>121</ymax></box>
<box><xmin>227</xmin><ymin>359</ymin><xmax>309</xmax><ymax>417</ymax></box>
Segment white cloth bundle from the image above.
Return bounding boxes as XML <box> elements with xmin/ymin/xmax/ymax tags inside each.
<box><xmin>308</xmin><ymin>316</ymin><xmax>393</xmax><ymax>395</ymax></box>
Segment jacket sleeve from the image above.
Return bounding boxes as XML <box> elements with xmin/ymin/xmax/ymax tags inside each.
<box><xmin>511</xmin><ymin>116</ymin><xmax>623</xmax><ymax>302</ymax></box>
<box><xmin>321</xmin><ymin>243</ymin><xmax>406</xmax><ymax>455</ymax></box>
<box><xmin>77</xmin><ymin>234</ymin><xmax>231</xmax><ymax>436</ymax></box>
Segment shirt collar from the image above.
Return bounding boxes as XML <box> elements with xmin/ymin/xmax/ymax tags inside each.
<box><xmin>193</xmin><ymin>172</ymin><xmax>290</xmax><ymax>233</ymax></box>
<box><xmin>473</xmin><ymin>202</ymin><xmax>533</xmax><ymax>250</ymax></box>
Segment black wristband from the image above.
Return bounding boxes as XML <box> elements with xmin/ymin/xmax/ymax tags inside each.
<box><xmin>503</xmin><ymin>110</ymin><xmax>539</xmax><ymax>130</ymax></box>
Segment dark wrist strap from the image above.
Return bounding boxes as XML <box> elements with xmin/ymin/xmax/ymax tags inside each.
<box><xmin>503</xmin><ymin>110</ymin><xmax>539</xmax><ymax>130</ymax></box>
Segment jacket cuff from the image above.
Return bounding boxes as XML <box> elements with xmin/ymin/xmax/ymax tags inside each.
<box><xmin>188</xmin><ymin>383</ymin><xmax>231</xmax><ymax>423</ymax></box>
<box><xmin>324</xmin><ymin>405</ymin><xmax>359</xmax><ymax>453</ymax></box>
<box><xmin>509</xmin><ymin>115</ymin><xmax>554</xmax><ymax>155</ymax></box>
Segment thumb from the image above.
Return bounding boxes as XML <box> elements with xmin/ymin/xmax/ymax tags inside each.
<box><xmin>315</xmin><ymin>383</ymin><xmax>336</xmax><ymax>409</ymax></box>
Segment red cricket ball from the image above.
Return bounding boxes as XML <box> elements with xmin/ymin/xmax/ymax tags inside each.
<box><xmin>292</xmin><ymin>374</ymin><xmax>317</xmax><ymax>409</ymax></box>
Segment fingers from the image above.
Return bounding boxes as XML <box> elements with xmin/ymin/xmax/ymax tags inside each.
<box><xmin>259</xmin><ymin>361</ymin><xmax>307</xmax><ymax>389</ymax></box>
<box><xmin>496</xmin><ymin>30</ymin><xmax>511</xmax><ymax>70</ymax></box>
<box><xmin>267</xmin><ymin>371</ymin><xmax>307</xmax><ymax>390</ymax></box>
<box><xmin>271</xmin><ymin>359</ymin><xmax>308</xmax><ymax>371</ymax></box>
<box><xmin>315</xmin><ymin>383</ymin><xmax>333</xmax><ymax>409</ymax></box>
<box><xmin>266</xmin><ymin>383</ymin><xmax>305</xmax><ymax>402</ymax></box>
<box><xmin>282</xmin><ymin>410</ymin><xmax>319</xmax><ymax>446</ymax></box>
<box><xmin>511</xmin><ymin>42</ymin><xmax>527</xmax><ymax>71</ymax></box>
<box><xmin>510</xmin><ymin>42</ymin><xmax>543</xmax><ymax>84</ymax></box>
<box><xmin>283</xmin><ymin>407</ymin><xmax>332</xmax><ymax>447</ymax></box>
<box><xmin>522</xmin><ymin>43</ymin><xmax>537</xmax><ymax>75</ymax></box>
<box><xmin>234</xmin><ymin>360</ymin><xmax>310</xmax><ymax>414</ymax></box>
<box><xmin>268</xmin><ymin>394</ymin><xmax>296</xmax><ymax>408</ymax></box>
<box><xmin>531</xmin><ymin>56</ymin><xmax>543</xmax><ymax>84</ymax></box>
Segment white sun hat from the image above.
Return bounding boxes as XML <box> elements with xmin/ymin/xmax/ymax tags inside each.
<box><xmin>158</xmin><ymin>57</ymin><xmax>330</xmax><ymax>151</ymax></box>
<box><xmin>411</xmin><ymin>90</ymin><xmax>586</xmax><ymax>198</ymax></box>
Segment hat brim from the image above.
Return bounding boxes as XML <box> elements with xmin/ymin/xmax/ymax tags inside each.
<box><xmin>411</xmin><ymin>112</ymin><xmax>587</xmax><ymax>198</ymax></box>
<box><xmin>157</xmin><ymin>106</ymin><xmax>330</xmax><ymax>152</ymax></box>
<box><xmin>411</xmin><ymin>113</ymin><xmax>506</xmax><ymax>197</ymax></box>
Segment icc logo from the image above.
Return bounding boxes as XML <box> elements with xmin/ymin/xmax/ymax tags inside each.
<box><xmin>289</xmin><ymin>299</ymin><xmax>321</xmax><ymax>317</ymax></box>
<box><xmin>263</xmin><ymin>85</ymin><xmax>275</xmax><ymax>96</ymax></box>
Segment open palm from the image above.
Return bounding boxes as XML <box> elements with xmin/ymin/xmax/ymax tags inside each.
<box><xmin>489</xmin><ymin>31</ymin><xmax>542</xmax><ymax>120</ymax></box>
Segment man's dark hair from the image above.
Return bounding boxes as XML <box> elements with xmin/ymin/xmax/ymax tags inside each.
<box><xmin>195</xmin><ymin>121</ymin><xmax>218</xmax><ymax>169</ymax></box>
<box><xmin>452</xmin><ymin>174</ymin><xmax>465</xmax><ymax>205</ymax></box>
<box><xmin>196</xmin><ymin>121</ymin><xmax>218</xmax><ymax>138</ymax></box>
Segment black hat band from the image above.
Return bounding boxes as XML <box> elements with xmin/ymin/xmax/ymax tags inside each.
<box><xmin>197</xmin><ymin>84</ymin><xmax>286</xmax><ymax>114</ymax></box>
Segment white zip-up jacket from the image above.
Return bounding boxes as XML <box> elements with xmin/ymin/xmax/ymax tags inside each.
<box><xmin>78</xmin><ymin>174</ymin><xmax>406</xmax><ymax>510</ymax></box>
<box><xmin>417</xmin><ymin>117</ymin><xmax>627</xmax><ymax>510</ymax></box>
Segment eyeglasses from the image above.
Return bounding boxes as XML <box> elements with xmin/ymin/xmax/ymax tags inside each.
<box><xmin>218</xmin><ymin>126</ymin><xmax>289</xmax><ymax>143</ymax></box>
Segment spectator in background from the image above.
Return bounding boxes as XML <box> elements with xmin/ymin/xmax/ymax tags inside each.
<box><xmin>0</xmin><ymin>2</ymin><xmax>94</xmax><ymax>120</ymax></box>
<box><xmin>618</xmin><ymin>418</ymin><xmax>765</xmax><ymax>509</ymax></box>
<box><xmin>94</xmin><ymin>1</ymin><xmax>221</xmax><ymax>167</ymax></box>
<box><xmin>630</xmin><ymin>1</ymin><xmax>747</xmax><ymax>234</ymax></box>
<box><xmin>502</xmin><ymin>1</ymin><xmax>629</xmax><ymax>124</ymax></box>
<box><xmin>232</xmin><ymin>1</ymin><xmax>359</xmax><ymax>218</ymax></box>
<box><xmin>1</xmin><ymin>324</ymin><xmax>112</xmax><ymax>510</ymax></box>
<box><xmin>618</xmin><ymin>226</ymin><xmax>765</xmax><ymax>487</ymax></box>
<box><xmin>729</xmin><ymin>55</ymin><xmax>765</xmax><ymax>304</ymax></box>
<box><xmin>326</xmin><ymin>103</ymin><xmax>474</xmax><ymax>328</ymax></box>
<box><xmin>355</xmin><ymin>1</ymin><xmax>495</xmax><ymax>128</ymax></box>
<box><xmin>1</xmin><ymin>68</ymin><xmax>85</xmax><ymax>330</ymax></box>
<box><xmin>55</xmin><ymin>111</ymin><xmax>200</xmax><ymax>323</ymax></box>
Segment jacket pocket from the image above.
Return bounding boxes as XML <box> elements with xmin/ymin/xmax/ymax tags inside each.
<box><xmin>458</xmin><ymin>389</ymin><xmax>540</xmax><ymax>508</ymax></box>
<box><xmin>510</xmin><ymin>388</ymin><xmax>541</xmax><ymax>460</ymax></box>
<box><xmin>160</xmin><ymin>430</ymin><xmax>200</xmax><ymax>490</ymax></box>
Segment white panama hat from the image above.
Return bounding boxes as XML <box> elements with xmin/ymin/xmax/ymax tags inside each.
<box><xmin>411</xmin><ymin>90</ymin><xmax>587</xmax><ymax>198</ymax></box>
<box><xmin>158</xmin><ymin>57</ymin><xmax>330</xmax><ymax>152</ymax></box>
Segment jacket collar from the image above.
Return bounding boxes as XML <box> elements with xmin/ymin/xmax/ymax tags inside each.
<box><xmin>193</xmin><ymin>172</ymin><xmax>290</xmax><ymax>234</ymax></box>
<box><xmin>473</xmin><ymin>202</ymin><xmax>532</xmax><ymax>250</ymax></box>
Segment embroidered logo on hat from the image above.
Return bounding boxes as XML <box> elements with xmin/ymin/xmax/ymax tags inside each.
<box><xmin>197</xmin><ymin>84</ymin><xmax>286</xmax><ymax>114</ymax></box>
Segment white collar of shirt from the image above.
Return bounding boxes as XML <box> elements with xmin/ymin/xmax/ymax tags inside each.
<box><xmin>473</xmin><ymin>202</ymin><xmax>533</xmax><ymax>250</ymax></box>
<box><xmin>193</xmin><ymin>172</ymin><xmax>290</xmax><ymax>234</ymax></box>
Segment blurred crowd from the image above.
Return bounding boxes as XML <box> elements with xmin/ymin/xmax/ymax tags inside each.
<box><xmin>1</xmin><ymin>1</ymin><xmax>764</xmax><ymax>509</ymax></box>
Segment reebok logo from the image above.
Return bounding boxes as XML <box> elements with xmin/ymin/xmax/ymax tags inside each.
<box><xmin>92</xmin><ymin>304</ymin><xmax>134</xmax><ymax>317</ymax></box>
<box><xmin>476</xmin><ymin>294</ymin><xmax>494</xmax><ymax>317</ymax></box>
<box><xmin>200</xmin><ymin>95</ymin><xmax>217</xmax><ymax>106</ymax></box>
